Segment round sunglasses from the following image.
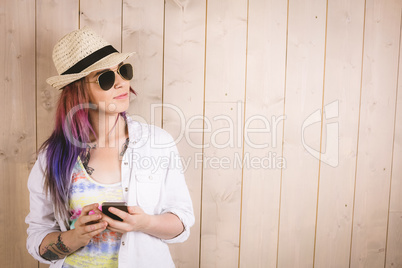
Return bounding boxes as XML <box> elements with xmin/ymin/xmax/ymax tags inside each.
<box><xmin>87</xmin><ymin>63</ymin><xmax>133</xmax><ymax>91</ymax></box>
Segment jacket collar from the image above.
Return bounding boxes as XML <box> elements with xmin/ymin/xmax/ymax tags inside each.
<box><xmin>126</xmin><ymin>115</ymin><xmax>149</xmax><ymax>148</ymax></box>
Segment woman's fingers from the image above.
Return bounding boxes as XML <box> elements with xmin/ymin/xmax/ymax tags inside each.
<box><xmin>81</xmin><ymin>203</ymin><xmax>100</xmax><ymax>216</ymax></box>
<box><xmin>83</xmin><ymin>213</ymin><xmax>102</xmax><ymax>225</ymax></box>
<box><xmin>71</xmin><ymin>204</ymin><xmax>107</xmax><ymax>247</ymax></box>
<box><xmin>75</xmin><ymin>221</ymin><xmax>108</xmax><ymax>244</ymax></box>
<box><xmin>84</xmin><ymin>221</ymin><xmax>108</xmax><ymax>233</ymax></box>
<box><xmin>105</xmin><ymin>225</ymin><xmax>122</xmax><ymax>233</ymax></box>
<box><xmin>108</xmin><ymin>207</ymin><xmax>129</xmax><ymax>221</ymax></box>
<box><xmin>76</xmin><ymin>203</ymin><xmax>102</xmax><ymax>226</ymax></box>
<box><xmin>76</xmin><ymin>213</ymin><xmax>101</xmax><ymax>227</ymax></box>
<box><xmin>127</xmin><ymin>206</ymin><xmax>143</xmax><ymax>214</ymax></box>
<box><xmin>76</xmin><ymin>219</ymin><xmax>107</xmax><ymax>239</ymax></box>
<box><xmin>86</xmin><ymin>223</ymin><xmax>108</xmax><ymax>237</ymax></box>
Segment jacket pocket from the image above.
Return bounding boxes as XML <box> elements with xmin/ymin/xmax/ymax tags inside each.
<box><xmin>136</xmin><ymin>171</ymin><xmax>163</xmax><ymax>208</ymax></box>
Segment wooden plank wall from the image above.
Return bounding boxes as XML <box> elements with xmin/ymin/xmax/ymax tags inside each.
<box><xmin>1</xmin><ymin>0</ymin><xmax>401</xmax><ymax>267</ymax></box>
<box><xmin>314</xmin><ymin>0</ymin><xmax>364</xmax><ymax>267</ymax></box>
<box><xmin>351</xmin><ymin>0</ymin><xmax>401</xmax><ymax>267</ymax></box>
<box><xmin>1</xmin><ymin>0</ymin><xmax>37</xmax><ymax>267</ymax></box>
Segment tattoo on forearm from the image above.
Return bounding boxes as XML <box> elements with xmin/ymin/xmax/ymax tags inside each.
<box><xmin>41</xmin><ymin>248</ymin><xmax>60</xmax><ymax>261</ymax></box>
<box><xmin>55</xmin><ymin>233</ymin><xmax>71</xmax><ymax>254</ymax></box>
<box><xmin>40</xmin><ymin>233</ymin><xmax>72</xmax><ymax>261</ymax></box>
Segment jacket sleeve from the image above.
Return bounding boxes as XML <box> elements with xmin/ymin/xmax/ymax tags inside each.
<box><xmin>25</xmin><ymin>152</ymin><xmax>61</xmax><ymax>264</ymax></box>
<box><xmin>159</xmin><ymin>135</ymin><xmax>195</xmax><ymax>244</ymax></box>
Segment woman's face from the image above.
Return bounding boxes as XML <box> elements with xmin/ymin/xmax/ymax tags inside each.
<box><xmin>85</xmin><ymin>63</ymin><xmax>130</xmax><ymax>115</ymax></box>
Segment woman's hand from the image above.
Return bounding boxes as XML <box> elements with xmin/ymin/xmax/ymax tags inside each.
<box><xmin>102</xmin><ymin>206</ymin><xmax>184</xmax><ymax>240</ymax></box>
<box><xmin>102</xmin><ymin>206</ymin><xmax>151</xmax><ymax>234</ymax></box>
<box><xmin>39</xmin><ymin>203</ymin><xmax>108</xmax><ymax>261</ymax></box>
<box><xmin>71</xmin><ymin>203</ymin><xmax>108</xmax><ymax>248</ymax></box>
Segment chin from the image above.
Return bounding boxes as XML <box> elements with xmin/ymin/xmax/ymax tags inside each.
<box><xmin>108</xmin><ymin>99</ymin><xmax>130</xmax><ymax>113</ymax></box>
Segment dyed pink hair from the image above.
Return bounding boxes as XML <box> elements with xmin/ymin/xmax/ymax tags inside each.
<box><xmin>40</xmin><ymin>78</ymin><xmax>137</xmax><ymax>222</ymax></box>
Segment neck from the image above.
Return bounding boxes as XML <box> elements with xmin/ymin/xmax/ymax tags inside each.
<box><xmin>89</xmin><ymin>111</ymin><xmax>127</xmax><ymax>148</ymax></box>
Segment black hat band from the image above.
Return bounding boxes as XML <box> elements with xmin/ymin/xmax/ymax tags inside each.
<box><xmin>61</xmin><ymin>45</ymin><xmax>118</xmax><ymax>75</ymax></box>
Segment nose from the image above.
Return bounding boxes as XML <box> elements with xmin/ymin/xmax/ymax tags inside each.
<box><xmin>113</xmin><ymin>69</ymin><xmax>126</xmax><ymax>89</ymax></box>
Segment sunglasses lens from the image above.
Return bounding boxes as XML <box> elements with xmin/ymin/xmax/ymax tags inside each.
<box><xmin>119</xmin><ymin>64</ymin><xmax>133</xmax><ymax>80</ymax></box>
<box><xmin>98</xmin><ymin>71</ymin><xmax>115</xmax><ymax>90</ymax></box>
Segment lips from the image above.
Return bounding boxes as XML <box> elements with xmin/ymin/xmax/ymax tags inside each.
<box><xmin>114</xmin><ymin>93</ymin><xmax>129</xmax><ymax>99</ymax></box>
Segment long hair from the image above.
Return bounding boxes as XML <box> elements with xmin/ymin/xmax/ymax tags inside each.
<box><xmin>39</xmin><ymin>79</ymin><xmax>137</xmax><ymax>222</ymax></box>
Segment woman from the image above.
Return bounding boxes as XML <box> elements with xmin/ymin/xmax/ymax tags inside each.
<box><xmin>25</xmin><ymin>27</ymin><xmax>194</xmax><ymax>268</ymax></box>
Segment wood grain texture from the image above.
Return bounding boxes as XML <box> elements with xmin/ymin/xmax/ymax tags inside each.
<box><xmin>36</xmin><ymin>0</ymin><xmax>79</xmax><ymax>150</ymax></box>
<box><xmin>313</xmin><ymin>0</ymin><xmax>365</xmax><ymax>267</ymax></box>
<box><xmin>385</xmin><ymin>5</ymin><xmax>402</xmax><ymax>268</ymax></box>
<box><xmin>163</xmin><ymin>0</ymin><xmax>206</xmax><ymax>267</ymax></box>
<box><xmin>350</xmin><ymin>0</ymin><xmax>402</xmax><ymax>267</ymax></box>
<box><xmin>386</xmin><ymin>213</ymin><xmax>402</xmax><ymax>268</ymax></box>
<box><xmin>80</xmin><ymin>0</ymin><xmax>122</xmax><ymax>50</ymax></box>
<box><xmin>36</xmin><ymin>1</ymin><xmax>79</xmax><ymax>267</ymax></box>
<box><xmin>0</xmin><ymin>0</ymin><xmax>37</xmax><ymax>267</ymax></box>
<box><xmin>201</xmin><ymin>102</ymin><xmax>244</xmax><ymax>268</ymax></box>
<box><xmin>238</xmin><ymin>0</ymin><xmax>287</xmax><ymax>267</ymax></box>
<box><xmin>200</xmin><ymin>0</ymin><xmax>248</xmax><ymax>267</ymax></box>
<box><xmin>276</xmin><ymin>0</ymin><xmax>327</xmax><ymax>267</ymax></box>
<box><xmin>122</xmin><ymin>0</ymin><xmax>164</xmax><ymax>127</ymax></box>
<box><xmin>2</xmin><ymin>1</ymin><xmax>402</xmax><ymax>267</ymax></box>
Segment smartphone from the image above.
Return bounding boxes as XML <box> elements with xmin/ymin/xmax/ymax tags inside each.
<box><xmin>102</xmin><ymin>202</ymin><xmax>128</xmax><ymax>222</ymax></box>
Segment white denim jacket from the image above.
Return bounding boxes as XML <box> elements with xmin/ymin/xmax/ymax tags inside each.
<box><xmin>25</xmin><ymin>116</ymin><xmax>195</xmax><ymax>268</ymax></box>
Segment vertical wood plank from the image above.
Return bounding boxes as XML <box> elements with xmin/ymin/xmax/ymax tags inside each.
<box><xmin>277</xmin><ymin>0</ymin><xmax>327</xmax><ymax>267</ymax></box>
<box><xmin>80</xmin><ymin>0</ymin><xmax>122</xmax><ymax>50</ymax></box>
<box><xmin>36</xmin><ymin>1</ymin><xmax>79</xmax><ymax>267</ymax></box>
<box><xmin>350</xmin><ymin>0</ymin><xmax>402</xmax><ymax>266</ymax></box>
<box><xmin>163</xmin><ymin>0</ymin><xmax>206</xmax><ymax>267</ymax></box>
<box><xmin>314</xmin><ymin>0</ymin><xmax>365</xmax><ymax>267</ymax></box>
<box><xmin>238</xmin><ymin>0</ymin><xmax>287</xmax><ymax>267</ymax></box>
<box><xmin>200</xmin><ymin>0</ymin><xmax>248</xmax><ymax>267</ymax></box>
<box><xmin>36</xmin><ymin>0</ymin><xmax>79</xmax><ymax>152</ymax></box>
<box><xmin>385</xmin><ymin>9</ymin><xmax>402</xmax><ymax>267</ymax></box>
<box><xmin>0</xmin><ymin>0</ymin><xmax>37</xmax><ymax>267</ymax></box>
<box><xmin>385</xmin><ymin>11</ymin><xmax>402</xmax><ymax>267</ymax></box>
<box><xmin>122</xmin><ymin>0</ymin><xmax>164</xmax><ymax>127</ymax></box>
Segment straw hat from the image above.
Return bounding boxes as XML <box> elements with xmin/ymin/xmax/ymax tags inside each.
<box><xmin>46</xmin><ymin>27</ymin><xmax>134</xmax><ymax>90</ymax></box>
